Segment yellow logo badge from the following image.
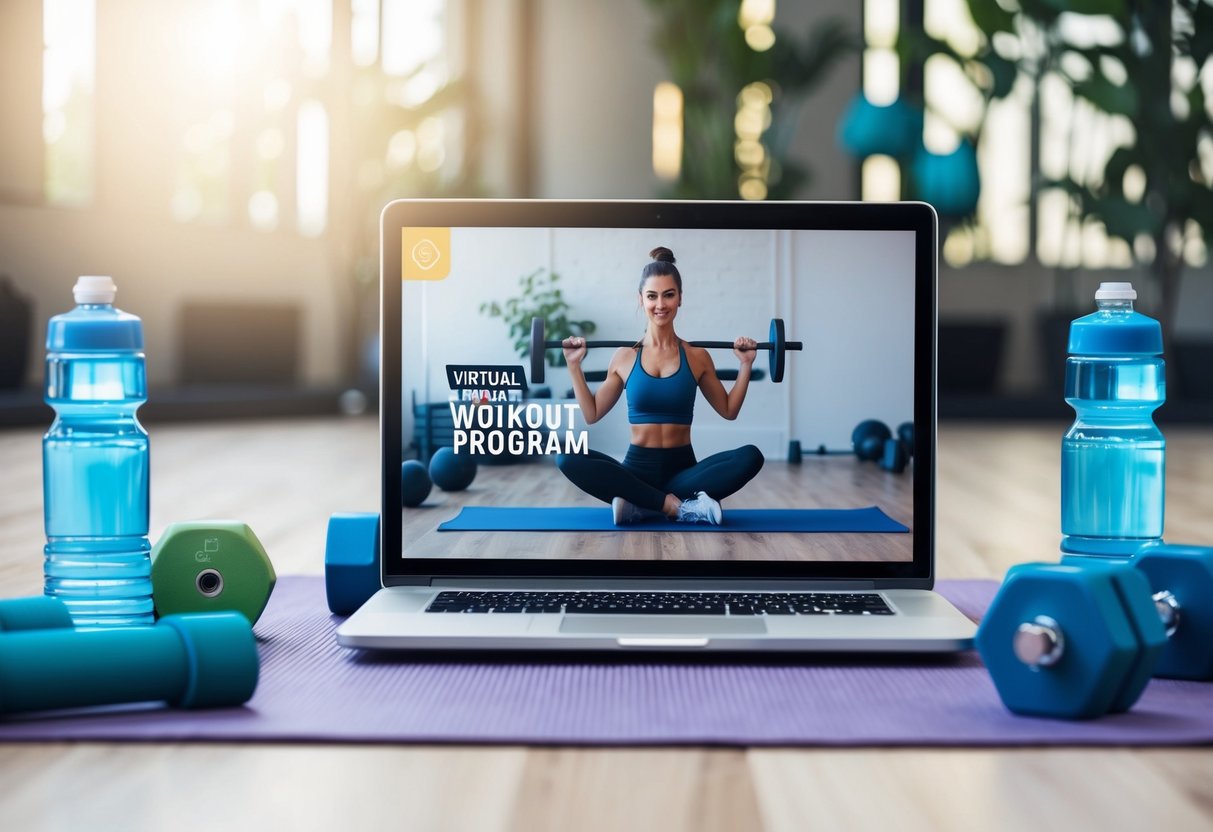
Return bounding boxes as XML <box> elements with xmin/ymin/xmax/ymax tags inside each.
<box><xmin>402</xmin><ymin>227</ymin><xmax>451</xmax><ymax>281</ymax></box>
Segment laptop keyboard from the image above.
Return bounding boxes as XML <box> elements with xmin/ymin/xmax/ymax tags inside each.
<box><xmin>425</xmin><ymin>591</ymin><xmax>894</xmax><ymax>616</ymax></box>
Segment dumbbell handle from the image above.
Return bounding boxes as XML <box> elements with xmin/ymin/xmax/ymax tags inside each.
<box><xmin>0</xmin><ymin>612</ymin><xmax>259</xmax><ymax>714</ymax></box>
<box><xmin>1153</xmin><ymin>589</ymin><xmax>1180</xmax><ymax>637</ymax></box>
<box><xmin>1017</xmin><ymin>588</ymin><xmax>1184</xmax><ymax>669</ymax></box>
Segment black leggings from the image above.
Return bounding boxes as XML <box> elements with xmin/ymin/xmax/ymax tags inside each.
<box><xmin>555</xmin><ymin>444</ymin><xmax>765</xmax><ymax>513</ymax></box>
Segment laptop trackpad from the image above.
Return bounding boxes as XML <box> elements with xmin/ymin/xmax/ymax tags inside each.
<box><xmin>560</xmin><ymin>616</ymin><xmax>767</xmax><ymax>636</ymax></box>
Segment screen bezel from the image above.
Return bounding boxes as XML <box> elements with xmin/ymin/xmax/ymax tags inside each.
<box><xmin>381</xmin><ymin>200</ymin><xmax>937</xmax><ymax>588</ymax></box>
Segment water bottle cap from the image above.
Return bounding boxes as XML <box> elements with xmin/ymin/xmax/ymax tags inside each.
<box><xmin>48</xmin><ymin>281</ymin><xmax>143</xmax><ymax>352</ymax></box>
<box><xmin>73</xmin><ymin>275</ymin><xmax>117</xmax><ymax>305</ymax></box>
<box><xmin>1095</xmin><ymin>282</ymin><xmax>1136</xmax><ymax>301</ymax></box>
<box><xmin>1068</xmin><ymin>308</ymin><xmax>1163</xmax><ymax>355</ymax></box>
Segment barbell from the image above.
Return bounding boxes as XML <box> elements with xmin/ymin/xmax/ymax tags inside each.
<box><xmin>529</xmin><ymin>317</ymin><xmax>802</xmax><ymax>384</ymax></box>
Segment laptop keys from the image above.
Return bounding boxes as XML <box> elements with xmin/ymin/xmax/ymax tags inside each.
<box><xmin>425</xmin><ymin>591</ymin><xmax>894</xmax><ymax>616</ymax></box>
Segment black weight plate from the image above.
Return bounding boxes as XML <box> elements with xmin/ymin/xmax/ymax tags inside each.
<box><xmin>530</xmin><ymin>318</ymin><xmax>545</xmax><ymax>384</ymax></box>
<box><xmin>769</xmin><ymin>318</ymin><xmax>785</xmax><ymax>383</ymax></box>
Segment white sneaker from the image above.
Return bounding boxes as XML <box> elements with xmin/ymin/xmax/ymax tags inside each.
<box><xmin>612</xmin><ymin>497</ymin><xmax>645</xmax><ymax>525</ymax></box>
<box><xmin>676</xmin><ymin>491</ymin><xmax>722</xmax><ymax>525</ymax></box>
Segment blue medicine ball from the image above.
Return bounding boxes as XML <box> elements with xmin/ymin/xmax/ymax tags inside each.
<box><xmin>852</xmin><ymin>420</ymin><xmax>892</xmax><ymax>462</ymax></box>
<box><xmin>401</xmin><ymin>460</ymin><xmax>432</xmax><ymax>507</ymax></box>
<box><xmin>429</xmin><ymin>447</ymin><xmax>477</xmax><ymax>492</ymax></box>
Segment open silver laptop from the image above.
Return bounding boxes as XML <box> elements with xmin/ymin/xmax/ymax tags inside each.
<box><xmin>337</xmin><ymin>199</ymin><xmax>976</xmax><ymax>652</ymax></box>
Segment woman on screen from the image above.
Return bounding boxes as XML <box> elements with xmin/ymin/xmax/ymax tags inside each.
<box><xmin>555</xmin><ymin>247</ymin><xmax>764</xmax><ymax>525</ymax></box>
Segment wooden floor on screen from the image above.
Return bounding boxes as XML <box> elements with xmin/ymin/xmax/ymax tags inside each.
<box><xmin>403</xmin><ymin>456</ymin><xmax>915</xmax><ymax>562</ymax></box>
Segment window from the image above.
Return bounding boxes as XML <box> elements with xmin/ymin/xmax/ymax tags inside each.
<box><xmin>860</xmin><ymin>0</ymin><xmax>1195</xmax><ymax>270</ymax></box>
<box><xmin>43</xmin><ymin>0</ymin><xmax>95</xmax><ymax>205</ymax></box>
<box><xmin>15</xmin><ymin>0</ymin><xmax>465</xmax><ymax>237</ymax></box>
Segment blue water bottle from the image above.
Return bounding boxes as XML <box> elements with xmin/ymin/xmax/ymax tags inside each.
<box><xmin>43</xmin><ymin>275</ymin><xmax>153</xmax><ymax>626</ymax></box>
<box><xmin>1061</xmin><ymin>281</ymin><xmax>1165</xmax><ymax>557</ymax></box>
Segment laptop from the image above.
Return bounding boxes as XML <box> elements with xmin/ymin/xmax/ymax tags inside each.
<box><xmin>337</xmin><ymin>199</ymin><xmax>977</xmax><ymax>652</ymax></box>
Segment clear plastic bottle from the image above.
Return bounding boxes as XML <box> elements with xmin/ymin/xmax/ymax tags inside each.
<box><xmin>1061</xmin><ymin>282</ymin><xmax>1165</xmax><ymax>557</ymax></box>
<box><xmin>43</xmin><ymin>276</ymin><xmax>153</xmax><ymax>626</ymax></box>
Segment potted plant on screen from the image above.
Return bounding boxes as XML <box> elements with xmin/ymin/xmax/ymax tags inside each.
<box><xmin>479</xmin><ymin>269</ymin><xmax>598</xmax><ymax>394</ymax></box>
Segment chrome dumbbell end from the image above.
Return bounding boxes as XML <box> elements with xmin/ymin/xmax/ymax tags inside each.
<box><xmin>1013</xmin><ymin>616</ymin><xmax>1064</xmax><ymax>669</ymax></box>
<box><xmin>1152</xmin><ymin>590</ymin><xmax>1180</xmax><ymax>638</ymax></box>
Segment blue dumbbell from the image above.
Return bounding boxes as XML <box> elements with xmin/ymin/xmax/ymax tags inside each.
<box><xmin>976</xmin><ymin>561</ymin><xmax>1167</xmax><ymax>719</ymax></box>
<box><xmin>1064</xmin><ymin>544</ymin><xmax>1213</xmax><ymax>680</ymax></box>
<box><xmin>325</xmin><ymin>512</ymin><xmax>381</xmax><ymax>615</ymax></box>
<box><xmin>0</xmin><ymin>596</ymin><xmax>259</xmax><ymax>715</ymax></box>
<box><xmin>980</xmin><ymin>544</ymin><xmax>1213</xmax><ymax>720</ymax></box>
<box><xmin>0</xmin><ymin>595</ymin><xmax>76</xmax><ymax>633</ymax></box>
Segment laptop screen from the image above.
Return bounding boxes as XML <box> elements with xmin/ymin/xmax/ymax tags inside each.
<box><xmin>382</xmin><ymin>201</ymin><xmax>936</xmax><ymax>584</ymax></box>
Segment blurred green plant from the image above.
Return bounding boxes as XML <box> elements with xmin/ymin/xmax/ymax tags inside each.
<box><xmin>479</xmin><ymin>270</ymin><xmax>597</xmax><ymax>370</ymax></box>
<box><xmin>643</xmin><ymin>0</ymin><xmax>855</xmax><ymax>198</ymax></box>
<box><xmin>916</xmin><ymin>0</ymin><xmax>1213</xmax><ymax>336</ymax></box>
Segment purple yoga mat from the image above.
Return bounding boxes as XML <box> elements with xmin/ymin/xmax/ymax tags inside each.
<box><xmin>2</xmin><ymin>576</ymin><xmax>1211</xmax><ymax>747</ymax></box>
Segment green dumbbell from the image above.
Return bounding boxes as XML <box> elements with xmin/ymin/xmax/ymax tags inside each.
<box><xmin>0</xmin><ymin>596</ymin><xmax>258</xmax><ymax>714</ymax></box>
<box><xmin>151</xmin><ymin>521</ymin><xmax>277</xmax><ymax>625</ymax></box>
<box><xmin>976</xmin><ymin>561</ymin><xmax>1168</xmax><ymax>719</ymax></box>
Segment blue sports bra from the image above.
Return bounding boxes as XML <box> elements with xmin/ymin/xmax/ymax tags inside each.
<box><xmin>625</xmin><ymin>344</ymin><xmax>696</xmax><ymax>425</ymax></box>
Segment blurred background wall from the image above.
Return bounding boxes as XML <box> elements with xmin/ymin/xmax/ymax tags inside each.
<box><xmin>1</xmin><ymin>0</ymin><xmax>1210</xmax><ymax>422</ymax></box>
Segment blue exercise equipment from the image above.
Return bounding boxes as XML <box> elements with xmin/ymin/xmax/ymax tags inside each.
<box><xmin>851</xmin><ymin>420</ymin><xmax>890</xmax><ymax>461</ymax></box>
<box><xmin>324</xmin><ymin>512</ymin><xmax>381</xmax><ymax>615</ymax></box>
<box><xmin>976</xmin><ymin>562</ymin><xmax>1165</xmax><ymax>720</ymax></box>
<box><xmin>977</xmin><ymin>545</ymin><xmax>1213</xmax><ymax>720</ymax></box>
<box><xmin>0</xmin><ymin>596</ymin><xmax>259</xmax><ymax>715</ymax></box>
<box><xmin>851</xmin><ymin>420</ymin><xmax>909</xmax><ymax>473</ymax></box>
<box><xmin>401</xmin><ymin>460</ymin><xmax>432</xmax><ymax>507</ymax></box>
<box><xmin>428</xmin><ymin>447</ymin><xmax>477</xmax><ymax>492</ymax></box>
<box><xmin>0</xmin><ymin>595</ymin><xmax>75</xmax><ymax>633</ymax></box>
<box><xmin>1130</xmin><ymin>544</ymin><xmax>1213</xmax><ymax>679</ymax></box>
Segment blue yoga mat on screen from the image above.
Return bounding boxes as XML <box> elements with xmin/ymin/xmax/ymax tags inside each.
<box><xmin>437</xmin><ymin>506</ymin><xmax>909</xmax><ymax>533</ymax></box>
<box><xmin>2</xmin><ymin>576</ymin><xmax>1211</xmax><ymax>747</ymax></box>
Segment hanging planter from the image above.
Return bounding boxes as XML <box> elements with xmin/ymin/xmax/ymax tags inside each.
<box><xmin>836</xmin><ymin>95</ymin><xmax>924</xmax><ymax>160</ymax></box>
<box><xmin>911</xmin><ymin>141</ymin><xmax>981</xmax><ymax>218</ymax></box>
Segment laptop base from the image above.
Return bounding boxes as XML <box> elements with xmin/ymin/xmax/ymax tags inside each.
<box><xmin>337</xmin><ymin>586</ymin><xmax>976</xmax><ymax>652</ymax></box>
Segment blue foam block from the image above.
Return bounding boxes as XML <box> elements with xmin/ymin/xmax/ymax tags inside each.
<box><xmin>324</xmin><ymin>513</ymin><xmax>381</xmax><ymax>615</ymax></box>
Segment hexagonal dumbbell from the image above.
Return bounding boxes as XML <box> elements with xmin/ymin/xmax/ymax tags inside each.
<box><xmin>1066</xmin><ymin>543</ymin><xmax>1213</xmax><ymax>681</ymax></box>
<box><xmin>976</xmin><ymin>561</ymin><xmax>1168</xmax><ymax>719</ymax></box>
<box><xmin>324</xmin><ymin>512</ymin><xmax>381</xmax><ymax>615</ymax></box>
<box><xmin>151</xmin><ymin>521</ymin><xmax>277</xmax><ymax>625</ymax></box>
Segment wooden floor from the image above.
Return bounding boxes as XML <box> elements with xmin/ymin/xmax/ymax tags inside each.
<box><xmin>404</xmin><ymin>455</ymin><xmax>914</xmax><ymax>560</ymax></box>
<box><xmin>1</xmin><ymin>417</ymin><xmax>1212</xmax><ymax>831</ymax></box>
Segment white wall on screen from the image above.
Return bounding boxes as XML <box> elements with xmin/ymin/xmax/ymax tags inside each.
<box><xmin>402</xmin><ymin>227</ymin><xmax>916</xmax><ymax>461</ymax></box>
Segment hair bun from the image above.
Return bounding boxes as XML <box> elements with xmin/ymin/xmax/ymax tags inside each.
<box><xmin>649</xmin><ymin>246</ymin><xmax>676</xmax><ymax>264</ymax></box>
